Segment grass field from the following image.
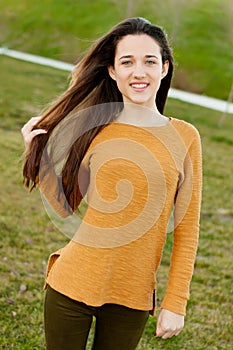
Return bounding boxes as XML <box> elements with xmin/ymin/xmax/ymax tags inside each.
<box><xmin>0</xmin><ymin>0</ymin><xmax>232</xmax><ymax>100</ymax></box>
<box><xmin>0</xmin><ymin>55</ymin><xmax>233</xmax><ymax>349</ymax></box>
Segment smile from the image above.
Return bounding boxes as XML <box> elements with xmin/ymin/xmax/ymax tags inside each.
<box><xmin>130</xmin><ymin>83</ymin><xmax>149</xmax><ymax>91</ymax></box>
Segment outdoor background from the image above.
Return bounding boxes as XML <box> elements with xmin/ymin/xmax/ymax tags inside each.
<box><xmin>0</xmin><ymin>0</ymin><xmax>232</xmax><ymax>349</ymax></box>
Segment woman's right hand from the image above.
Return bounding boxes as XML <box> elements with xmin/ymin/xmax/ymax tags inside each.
<box><xmin>21</xmin><ymin>116</ymin><xmax>47</xmax><ymax>150</ymax></box>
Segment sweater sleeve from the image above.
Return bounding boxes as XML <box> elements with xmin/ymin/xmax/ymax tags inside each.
<box><xmin>38</xmin><ymin>152</ymin><xmax>90</xmax><ymax>218</ymax></box>
<box><xmin>161</xmin><ymin>127</ymin><xmax>202</xmax><ymax>315</ymax></box>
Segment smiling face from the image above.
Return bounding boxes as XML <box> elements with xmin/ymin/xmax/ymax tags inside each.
<box><xmin>108</xmin><ymin>34</ymin><xmax>169</xmax><ymax>110</ymax></box>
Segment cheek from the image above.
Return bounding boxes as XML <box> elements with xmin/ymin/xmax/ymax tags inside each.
<box><xmin>116</xmin><ymin>68</ymin><xmax>130</xmax><ymax>79</ymax></box>
<box><xmin>150</xmin><ymin>69</ymin><xmax>163</xmax><ymax>82</ymax></box>
<box><xmin>114</xmin><ymin>70</ymin><xmax>130</xmax><ymax>87</ymax></box>
<box><xmin>115</xmin><ymin>80</ymin><xmax>126</xmax><ymax>94</ymax></box>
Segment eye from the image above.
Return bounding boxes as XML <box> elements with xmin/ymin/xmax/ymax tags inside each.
<box><xmin>121</xmin><ymin>60</ymin><xmax>133</xmax><ymax>66</ymax></box>
<box><xmin>146</xmin><ymin>60</ymin><xmax>156</xmax><ymax>65</ymax></box>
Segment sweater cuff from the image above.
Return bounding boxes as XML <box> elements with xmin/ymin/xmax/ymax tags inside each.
<box><xmin>160</xmin><ymin>293</ymin><xmax>188</xmax><ymax>316</ymax></box>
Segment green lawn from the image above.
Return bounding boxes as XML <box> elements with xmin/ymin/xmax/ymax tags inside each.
<box><xmin>0</xmin><ymin>56</ymin><xmax>233</xmax><ymax>349</ymax></box>
<box><xmin>0</xmin><ymin>0</ymin><xmax>232</xmax><ymax>100</ymax></box>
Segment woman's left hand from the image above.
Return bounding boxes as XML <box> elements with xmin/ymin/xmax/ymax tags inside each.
<box><xmin>155</xmin><ymin>309</ymin><xmax>184</xmax><ymax>339</ymax></box>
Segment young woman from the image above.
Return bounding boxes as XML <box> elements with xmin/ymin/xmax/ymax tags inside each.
<box><xmin>21</xmin><ymin>17</ymin><xmax>202</xmax><ymax>350</ymax></box>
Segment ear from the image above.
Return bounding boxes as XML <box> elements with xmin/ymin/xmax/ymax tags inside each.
<box><xmin>108</xmin><ymin>66</ymin><xmax>116</xmax><ymax>81</ymax></box>
<box><xmin>161</xmin><ymin>60</ymin><xmax>169</xmax><ymax>79</ymax></box>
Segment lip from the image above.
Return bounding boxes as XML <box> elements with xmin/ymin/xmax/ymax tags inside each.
<box><xmin>130</xmin><ymin>82</ymin><xmax>149</xmax><ymax>91</ymax></box>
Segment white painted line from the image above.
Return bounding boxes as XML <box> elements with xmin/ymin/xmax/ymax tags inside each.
<box><xmin>168</xmin><ymin>89</ymin><xmax>233</xmax><ymax>114</ymax></box>
<box><xmin>0</xmin><ymin>47</ymin><xmax>74</xmax><ymax>72</ymax></box>
<box><xmin>1</xmin><ymin>47</ymin><xmax>232</xmax><ymax>114</ymax></box>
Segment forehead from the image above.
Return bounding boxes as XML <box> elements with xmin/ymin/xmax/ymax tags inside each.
<box><xmin>115</xmin><ymin>34</ymin><xmax>161</xmax><ymax>57</ymax></box>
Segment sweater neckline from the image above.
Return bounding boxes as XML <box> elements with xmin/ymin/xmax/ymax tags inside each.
<box><xmin>111</xmin><ymin>117</ymin><xmax>173</xmax><ymax>129</ymax></box>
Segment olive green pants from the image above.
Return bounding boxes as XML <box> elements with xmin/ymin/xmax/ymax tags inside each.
<box><xmin>44</xmin><ymin>285</ymin><xmax>149</xmax><ymax>350</ymax></box>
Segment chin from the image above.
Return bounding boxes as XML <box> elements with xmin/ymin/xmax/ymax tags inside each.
<box><xmin>131</xmin><ymin>100</ymin><xmax>151</xmax><ymax>107</ymax></box>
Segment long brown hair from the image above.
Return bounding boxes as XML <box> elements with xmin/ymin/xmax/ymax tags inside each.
<box><xmin>23</xmin><ymin>17</ymin><xmax>174</xmax><ymax>211</ymax></box>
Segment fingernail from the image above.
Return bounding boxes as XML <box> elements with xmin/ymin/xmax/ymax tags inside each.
<box><xmin>154</xmin><ymin>332</ymin><xmax>157</xmax><ymax>337</ymax></box>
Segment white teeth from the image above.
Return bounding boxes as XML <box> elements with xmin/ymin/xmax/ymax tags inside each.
<box><xmin>131</xmin><ymin>84</ymin><xmax>147</xmax><ymax>88</ymax></box>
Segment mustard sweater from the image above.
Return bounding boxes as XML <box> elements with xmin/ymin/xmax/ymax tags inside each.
<box><xmin>40</xmin><ymin>117</ymin><xmax>202</xmax><ymax>316</ymax></box>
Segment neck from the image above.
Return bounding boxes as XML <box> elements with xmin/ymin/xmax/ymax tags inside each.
<box><xmin>116</xmin><ymin>103</ymin><xmax>168</xmax><ymax>127</ymax></box>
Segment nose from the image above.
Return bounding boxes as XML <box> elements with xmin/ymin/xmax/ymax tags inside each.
<box><xmin>133</xmin><ymin>63</ymin><xmax>146</xmax><ymax>78</ymax></box>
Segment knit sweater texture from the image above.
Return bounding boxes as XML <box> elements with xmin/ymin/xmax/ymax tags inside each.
<box><xmin>40</xmin><ymin>117</ymin><xmax>202</xmax><ymax>316</ymax></box>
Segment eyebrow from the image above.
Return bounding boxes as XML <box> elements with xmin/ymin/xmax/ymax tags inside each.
<box><xmin>119</xmin><ymin>54</ymin><xmax>159</xmax><ymax>60</ymax></box>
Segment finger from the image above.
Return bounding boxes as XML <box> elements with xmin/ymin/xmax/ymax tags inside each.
<box><xmin>30</xmin><ymin>116</ymin><xmax>43</xmax><ymax>124</ymax></box>
<box><xmin>162</xmin><ymin>332</ymin><xmax>173</xmax><ymax>339</ymax></box>
<box><xmin>27</xmin><ymin>129</ymin><xmax>48</xmax><ymax>142</ymax></box>
<box><xmin>155</xmin><ymin>324</ymin><xmax>163</xmax><ymax>337</ymax></box>
<box><xmin>23</xmin><ymin>128</ymin><xmax>47</xmax><ymax>142</ymax></box>
<box><xmin>24</xmin><ymin>129</ymin><xmax>48</xmax><ymax>148</ymax></box>
<box><xmin>155</xmin><ymin>330</ymin><xmax>164</xmax><ymax>337</ymax></box>
<box><xmin>157</xmin><ymin>325</ymin><xmax>178</xmax><ymax>338</ymax></box>
<box><xmin>31</xmin><ymin>128</ymin><xmax>48</xmax><ymax>135</ymax></box>
<box><xmin>21</xmin><ymin>116</ymin><xmax>43</xmax><ymax>134</ymax></box>
<box><xmin>162</xmin><ymin>328</ymin><xmax>178</xmax><ymax>339</ymax></box>
<box><xmin>156</xmin><ymin>327</ymin><xmax>169</xmax><ymax>338</ymax></box>
<box><xmin>22</xmin><ymin>123</ymin><xmax>47</xmax><ymax>137</ymax></box>
<box><xmin>162</xmin><ymin>328</ymin><xmax>182</xmax><ymax>339</ymax></box>
<box><xmin>174</xmin><ymin>329</ymin><xmax>182</xmax><ymax>337</ymax></box>
<box><xmin>25</xmin><ymin>116</ymin><xmax>42</xmax><ymax>128</ymax></box>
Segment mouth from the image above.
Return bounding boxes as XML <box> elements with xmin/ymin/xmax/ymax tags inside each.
<box><xmin>130</xmin><ymin>83</ymin><xmax>149</xmax><ymax>91</ymax></box>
